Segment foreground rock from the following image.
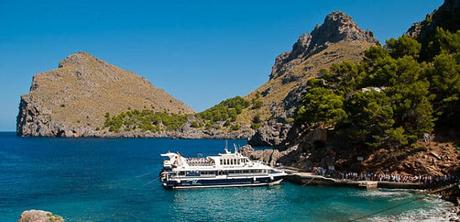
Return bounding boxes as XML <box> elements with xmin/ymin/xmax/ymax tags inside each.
<box><xmin>18</xmin><ymin>210</ymin><xmax>63</xmax><ymax>222</ymax></box>
<box><xmin>438</xmin><ymin>183</ymin><xmax>460</xmax><ymax>205</ymax></box>
<box><xmin>17</xmin><ymin>52</ymin><xmax>193</xmax><ymax>137</ymax></box>
<box><xmin>247</xmin><ymin>11</ymin><xmax>377</xmax><ymax>146</ymax></box>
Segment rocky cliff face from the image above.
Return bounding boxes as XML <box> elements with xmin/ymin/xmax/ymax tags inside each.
<box><xmin>406</xmin><ymin>0</ymin><xmax>460</xmax><ymax>40</ymax></box>
<box><xmin>270</xmin><ymin>12</ymin><xmax>376</xmax><ymax>80</ymax></box>
<box><xmin>246</xmin><ymin>12</ymin><xmax>377</xmax><ymax>146</ymax></box>
<box><xmin>17</xmin><ymin>52</ymin><xmax>193</xmax><ymax>137</ymax></box>
<box><xmin>240</xmin><ymin>144</ymin><xmax>298</xmax><ymax>167</ymax></box>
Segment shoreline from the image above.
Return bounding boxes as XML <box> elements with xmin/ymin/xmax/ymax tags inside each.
<box><xmin>280</xmin><ymin>166</ymin><xmax>460</xmax><ymax>206</ymax></box>
<box><xmin>15</xmin><ymin>128</ymin><xmax>253</xmax><ymax>140</ymax></box>
<box><xmin>15</xmin><ymin>131</ymin><xmax>250</xmax><ymax>140</ymax></box>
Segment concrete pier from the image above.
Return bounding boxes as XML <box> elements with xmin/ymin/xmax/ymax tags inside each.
<box><xmin>279</xmin><ymin>167</ymin><xmax>427</xmax><ymax>190</ymax></box>
<box><xmin>358</xmin><ymin>181</ymin><xmax>378</xmax><ymax>189</ymax></box>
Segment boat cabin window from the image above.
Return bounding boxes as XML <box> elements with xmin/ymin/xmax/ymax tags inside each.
<box><xmin>200</xmin><ymin>171</ymin><xmax>216</xmax><ymax>175</ymax></box>
<box><xmin>185</xmin><ymin>171</ymin><xmax>200</xmax><ymax>176</ymax></box>
<box><xmin>221</xmin><ymin>158</ymin><xmax>246</xmax><ymax>165</ymax></box>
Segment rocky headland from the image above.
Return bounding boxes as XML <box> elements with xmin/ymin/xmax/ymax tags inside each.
<box><xmin>17</xmin><ymin>52</ymin><xmax>193</xmax><ymax>137</ymax></box>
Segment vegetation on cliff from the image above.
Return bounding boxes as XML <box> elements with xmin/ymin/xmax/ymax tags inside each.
<box><xmin>196</xmin><ymin>96</ymin><xmax>250</xmax><ymax>131</ymax></box>
<box><xmin>198</xmin><ymin>96</ymin><xmax>249</xmax><ymax>123</ymax></box>
<box><xmin>295</xmin><ymin>28</ymin><xmax>460</xmax><ymax>149</ymax></box>
<box><xmin>104</xmin><ymin>110</ymin><xmax>187</xmax><ymax>133</ymax></box>
<box><xmin>103</xmin><ymin>96</ymin><xmax>252</xmax><ymax>133</ymax></box>
<box><xmin>243</xmin><ymin>11</ymin><xmax>377</xmax><ymax>146</ymax></box>
<box><xmin>407</xmin><ymin>0</ymin><xmax>460</xmax><ymax>61</ymax></box>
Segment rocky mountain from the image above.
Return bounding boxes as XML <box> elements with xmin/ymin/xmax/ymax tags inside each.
<box><xmin>15</xmin><ymin>12</ymin><xmax>378</xmax><ymax>139</ymax></box>
<box><xmin>244</xmin><ymin>12</ymin><xmax>377</xmax><ymax>146</ymax></box>
<box><xmin>245</xmin><ymin>0</ymin><xmax>460</xmax><ymax>179</ymax></box>
<box><xmin>17</xmin><ymin>52</ymin><xmax>193</xmax><ymax>137</ymax></box>
<box><xmin>406</xmin><ymin>0</ymin><xmax>460</xmax><ymax>60</ymax></box>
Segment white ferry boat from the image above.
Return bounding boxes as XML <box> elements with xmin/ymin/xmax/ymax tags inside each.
<box><xmin>160</xmin><ymin>149</ymin><xmax>287</xmax><ymax>189</ymax></box>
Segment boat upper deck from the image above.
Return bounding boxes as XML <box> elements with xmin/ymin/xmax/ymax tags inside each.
<box><xmin>186</xmin><ymin>157</ymin><xmax>214</xmax><ymax>166</ymax></box>
<box><xmin>161</xmin><ymin>149</ymin><xmax>273</xmax><ymax>171</ymax></box>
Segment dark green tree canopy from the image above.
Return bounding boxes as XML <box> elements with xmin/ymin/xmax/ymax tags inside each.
<box><xmin>295</xmin><ymin>27</ymin><xmax>460</xmax><ymax>150</ymax></box>
<box><xmin>386</xmin><ymin>36</ymin><xmax>421</xmax><ymax>59</ymax></box>
<box><xmin>296</xmin><ymin>87</ymin><xmax>347</xmax><ymax>129</ymax></box>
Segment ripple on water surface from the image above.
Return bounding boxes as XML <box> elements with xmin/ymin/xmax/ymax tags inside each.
<box><xmin>0</xmin><ymin>132</ymin><xmax>455</xmax><ymax>222</ymax></box>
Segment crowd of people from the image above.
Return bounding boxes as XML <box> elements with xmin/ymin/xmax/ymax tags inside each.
<box><xmin>311</xmin><ymin>167</ymin><xmax>458</xmax><ymax>185</ymax></box>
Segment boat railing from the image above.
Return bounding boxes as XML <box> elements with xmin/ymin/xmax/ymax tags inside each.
<box><xmin>170</xmin><ymin>173</ymin><xmax>268</xmax><ymax>179</ymax></box>
<box><xmin>227</xmin><ymin>173</ymin><xmax>267</xmax><ymax>177</ymax></box>
<box><xmin>186</xmin><ymin>157</ymin><xmax>214</xmax><ymax>166</ymax></box>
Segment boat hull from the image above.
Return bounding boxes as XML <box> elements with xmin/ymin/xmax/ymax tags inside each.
<box><xmin>162</xmin><ymin>176</ymin><xmax>284</xmax><ymax>189</ymax></box>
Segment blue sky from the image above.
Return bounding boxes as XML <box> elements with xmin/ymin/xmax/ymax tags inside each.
<box><xmin>0</xmin><ymin>0</ymin><xmax>443</xmax><ymax>131</ymax></box>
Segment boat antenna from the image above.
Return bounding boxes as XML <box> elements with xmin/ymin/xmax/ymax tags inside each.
<box><xmin>225</xmin><ymin>140</ymin><xmax>228</xmax><ymax>150</ymax></box>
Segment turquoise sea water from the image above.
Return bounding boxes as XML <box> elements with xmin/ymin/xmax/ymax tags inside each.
<box><xmin>0</xmin><ymin>132</ymin><xmax>454</xmax><ymax>221</ymax></box>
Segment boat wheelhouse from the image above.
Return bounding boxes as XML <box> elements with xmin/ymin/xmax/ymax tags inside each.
<box><xmin>160</xmin><ymin>149</ymin><xmax>287</xmax><ymax>189</ymax></box>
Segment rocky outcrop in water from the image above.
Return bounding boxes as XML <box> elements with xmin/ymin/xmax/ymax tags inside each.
<box><xmin>18</xmin><ymin>210</ymin><xmax>63</xmax><ymax>222</ymax></box>
<box><xmin>16</xmin><ymin>95</ymin><xmax>99</xmax><ymax>137</ymax></box>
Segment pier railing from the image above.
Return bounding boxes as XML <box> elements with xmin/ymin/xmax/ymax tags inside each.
<box><xmin>278</xmin><ymin>166</ymin><xmax>459</xmax><ymax>188</ymax></box>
